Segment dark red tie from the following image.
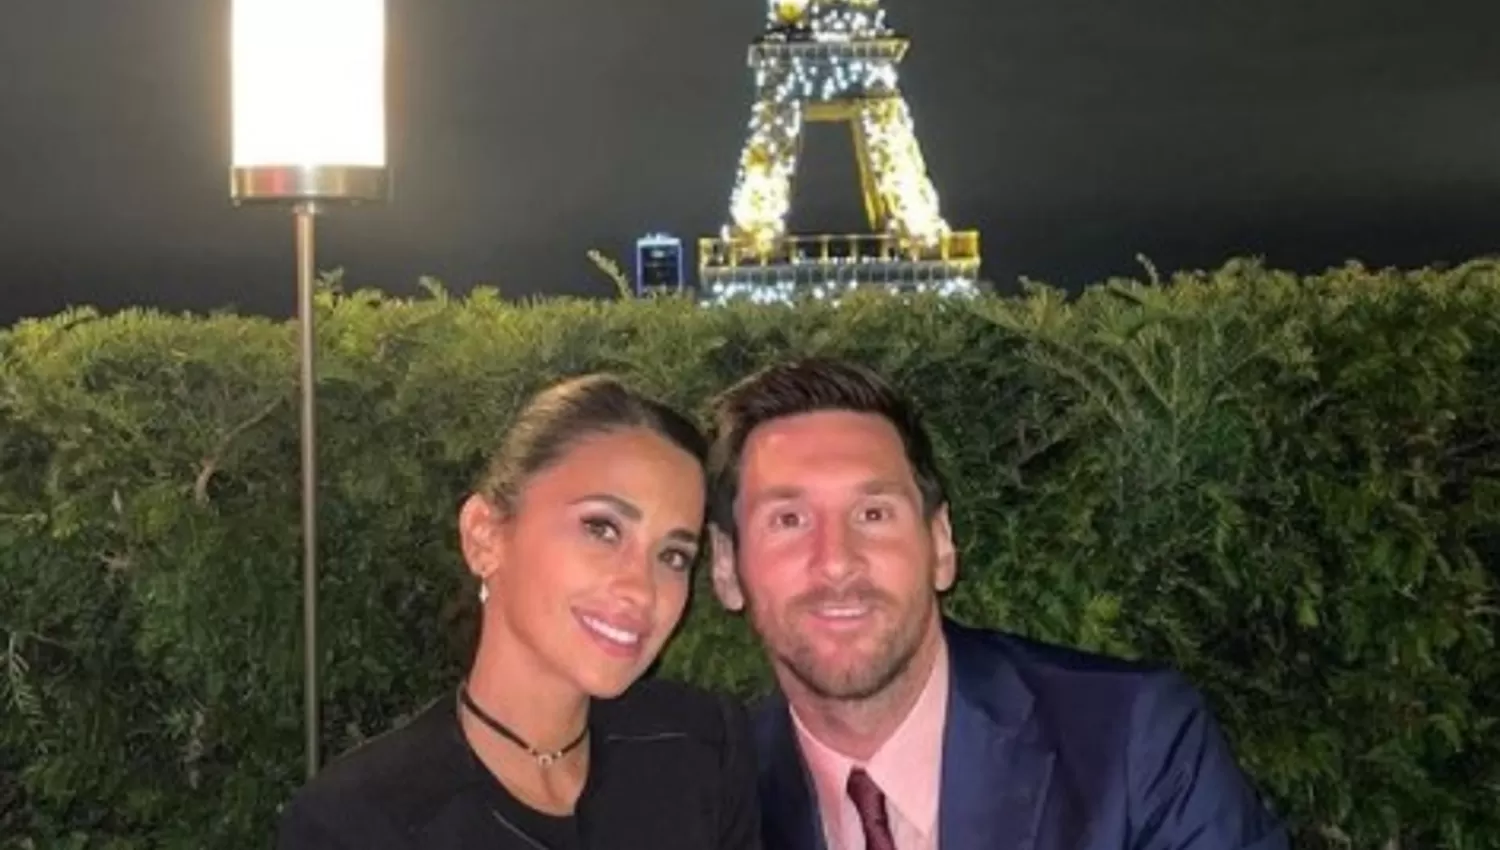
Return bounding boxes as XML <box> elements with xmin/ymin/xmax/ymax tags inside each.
<box><xmin>847</xmin><ymin>768</ymin><xmax>898</xmax><ymax>850</ymax></box>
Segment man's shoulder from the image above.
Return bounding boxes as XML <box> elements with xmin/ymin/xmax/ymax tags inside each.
<box><xmin>946</xmin><ymin>618</ymin><xmax>1179</xmax><ymax>691</ymax></box>
<box><xmin>948</xmin><ymin>626</ymin><xmax>1288</xmax><ymax>845</ymax></box>
<box><xmin>944</xmin><ymin>620</ymin><xmax>1217</xmax><ymax>746</ymax></box>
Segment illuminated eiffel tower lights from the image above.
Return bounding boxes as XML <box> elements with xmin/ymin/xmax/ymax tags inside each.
<box><xmin>700</xmin><ymin>0</ymin><xmax>981</xmax><ymax>303</ymax></box>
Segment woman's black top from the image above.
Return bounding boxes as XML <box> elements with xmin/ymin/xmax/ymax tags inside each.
<box><xmin>275</xmin><ymin>678</ymin><xmax>761</xmax><ymax>849</ymax></box>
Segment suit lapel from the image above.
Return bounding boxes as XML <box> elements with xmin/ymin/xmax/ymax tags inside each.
<box><xmin>938</xmin><ymin>621</ymin><xmax>1076</xmax><ymax>850</ymax></box>
<box><xmin>754</xmin><ymin>693</ymin><xmax>826</xmax><ymax>850</ymax></box>
<box><xmin>754</xmin><ymin>620</ymin><xmax>1083</xmax><ymax>850</ymax></box>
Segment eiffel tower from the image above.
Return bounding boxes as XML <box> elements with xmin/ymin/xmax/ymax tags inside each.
<box><xmin>698</xmin><ymin>0</ymin><xmax>982</xmax><ymax>304</ymax></box>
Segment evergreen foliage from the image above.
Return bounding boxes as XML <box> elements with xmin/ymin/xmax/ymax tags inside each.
<box><xmin>2</xmin><ymin>258</ymin><xmax>1497</xmax><ymax>848</ymax></box>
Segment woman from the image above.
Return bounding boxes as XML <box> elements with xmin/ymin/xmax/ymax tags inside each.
<box><xmin>276</xmin><ymin>375</ymin><xmax>760</xmax><ymax>849</ymax></box>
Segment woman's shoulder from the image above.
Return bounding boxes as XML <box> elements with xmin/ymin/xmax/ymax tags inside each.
<box><xmin>276</xmin><ymin>696</ymin><xmax>478</xmax><ymax>846</ymax></box>
<box><xmin>586</xmin><ymin>678</ymin><xmax>762</xmax><ymax>848</ymax></box>
<box><xmin>593</xmin><ymin>676</ymin><xmax>751</xmax><ymax>747</ymax></box>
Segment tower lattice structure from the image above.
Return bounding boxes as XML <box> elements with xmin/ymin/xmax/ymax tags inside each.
<box><xmin>699</xmin><ymin>0</ymin><xmax>981</xmax><ymax>304</ymax></box>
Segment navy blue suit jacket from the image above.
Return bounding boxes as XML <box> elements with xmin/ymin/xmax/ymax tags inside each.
<box><xmin>754</xmin><ymin>619</ymin><xmax>1290</xmax><ymax>850</ymax></box>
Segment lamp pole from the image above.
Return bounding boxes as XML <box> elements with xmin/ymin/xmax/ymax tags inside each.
<box><xmin>294</xmin><ymin>199</ymin><xmax>319</xmax><ymax>778</ymax></box>
<box><xmin>229</xmin><ymin>0</ymin><xmax>390</xmax><ymax>780</ymax></box>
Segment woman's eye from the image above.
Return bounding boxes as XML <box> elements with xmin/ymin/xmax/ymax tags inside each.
<box><xmin>660</xmin><ymin>549</ymin><xmax>695</xmax><ymax>572</ymax></box>
<box><xmin>582</xmin><ymin>517</ymin><xmax>620</xmax><ymax>542</ymax></box>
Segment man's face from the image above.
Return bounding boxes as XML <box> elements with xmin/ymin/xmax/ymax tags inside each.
<box><xmin>712</xmin><ymin>410</ymin><xmax>956</xmax><ymax>702</ymax></box>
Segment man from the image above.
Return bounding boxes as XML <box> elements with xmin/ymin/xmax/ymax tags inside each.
<box><xmin>704</xmin><ymin>357</ymin><xmax>1289</xmax><ymax>850</ymax></box>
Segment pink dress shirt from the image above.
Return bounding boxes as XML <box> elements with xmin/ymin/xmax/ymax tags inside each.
<box><xmin>790</xmin><ymin>639</ymin><xmax>950</xmax><ymax>850</ymax></box>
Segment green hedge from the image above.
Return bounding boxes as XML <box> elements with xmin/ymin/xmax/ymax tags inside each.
<box><xmin>2</xmin><ymin>259</ymin><xmax>1497</xmax><ymax>848</ymax></box>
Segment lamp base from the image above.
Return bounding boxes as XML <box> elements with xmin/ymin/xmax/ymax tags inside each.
<box><xmin>231</xmin><ymin>165</ymin><xmax>389</xmax><ymax>205</ymax></box>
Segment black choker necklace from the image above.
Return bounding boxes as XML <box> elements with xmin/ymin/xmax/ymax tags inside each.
<box><xmin>459</xmin><ymin>684</ymin><xmax>589</xmax><ymax>767</ymax></box>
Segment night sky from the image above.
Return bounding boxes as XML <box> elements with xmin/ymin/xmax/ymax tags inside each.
<box><xmin>2</xmin><ymin>0</ymin><xmax>1498</xmax><ymax>326</ymax></box>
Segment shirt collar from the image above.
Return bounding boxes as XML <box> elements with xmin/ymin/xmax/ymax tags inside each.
<box><xmin>790</xmin><ymin>636</ymin><xmax>950</xmax><ymax>840</ymax></box>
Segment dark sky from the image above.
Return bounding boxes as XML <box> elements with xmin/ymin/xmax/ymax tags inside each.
<box><xmin>2</xmin><ymin>0</ymin><xmax>1499</xmax><ymax>326</ymax></box>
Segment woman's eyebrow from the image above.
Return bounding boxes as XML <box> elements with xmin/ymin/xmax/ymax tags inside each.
<box><xmin>569</xmin><ymin>493</ymin><xmax>640</xmax><ymax>520</ymax></box>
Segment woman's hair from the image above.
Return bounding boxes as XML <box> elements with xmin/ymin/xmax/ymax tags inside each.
<box><xmin>475</xmin><ymin>374</ymin><xmax>709</xmax><ymax>509</ymax></box>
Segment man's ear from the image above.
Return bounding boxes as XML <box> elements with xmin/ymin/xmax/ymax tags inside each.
<box><xmin>930</xmin><ymin>504</ymin><xmax>958</xmax><ymax>593</ymax></box>
<box><xmin>458</xmin><ymin>493</ymin><xmax>506</xmax><ymax>585</ymax></box>
<box><xmin>708</xmin><ymin>524</ymin><xmax>746</xmax><ymax>613</ymax></box>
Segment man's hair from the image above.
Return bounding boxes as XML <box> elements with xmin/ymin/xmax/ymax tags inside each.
<box><xmin>706</xmin><ymin>357</ymin><xmax>948</xmax><ymax>543</ymax></box>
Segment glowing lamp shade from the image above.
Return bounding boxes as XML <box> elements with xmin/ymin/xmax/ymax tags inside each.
<box><xmin>230</xmin><ymin>0</ymin><xmax>388</xmax><ymax>202</ymax></box>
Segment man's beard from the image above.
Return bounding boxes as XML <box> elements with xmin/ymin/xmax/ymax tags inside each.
<box><xmin>750</xmin><ymin>580</ymin><xmax>931</xmax><ymax>703</ymax></box>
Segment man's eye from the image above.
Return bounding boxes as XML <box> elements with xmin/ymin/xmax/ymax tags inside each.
<box><xmin>860</xmin><ymin>505</ymin><xmax>893</xmax><ymax>522</ymax></box>
<box><xmin>583</xmin><ymin>517</ymin><xmax>620</xmax><ymax>542</ymax></box>
<box><xmin>771</xmin><ymin>512</ymin><xmax>803</xmax><ymax>529</ymax></box>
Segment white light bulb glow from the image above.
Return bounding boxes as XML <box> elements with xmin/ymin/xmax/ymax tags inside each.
<box><xmin>701</xmin><ymin>276</ymin><xmax>981</xmax><ymax>307</ymax></box>
<box><xmin>764</xmin><ymin>0</ymin><xmax>888</xmax><ymax>39</ymax></box>
<box><xmin>231</xmin><ymin>0</ymin><xmax>386</xmax><ymax>168</ymax></box>
<box><xmin>771</xmin><ymin>0</ymin><xmax>809</xmax><ymax>25</ymax></box>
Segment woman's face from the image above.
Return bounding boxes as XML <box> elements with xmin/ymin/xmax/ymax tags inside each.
<box><xmin>464</xmin><ymin>426</ymin><xmax>705</xmax><ymax>699</ymax></box>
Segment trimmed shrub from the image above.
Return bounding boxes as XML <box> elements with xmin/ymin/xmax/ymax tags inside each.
<box><xmin>2</xmin><ymin>259</ymin><xmax>1497</xmax><ymax>848</ymax></box>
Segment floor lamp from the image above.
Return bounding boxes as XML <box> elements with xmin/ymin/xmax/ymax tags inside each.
<box><xmin>228</xmin><ymin>0</ymin><xmax>390</xmax><ymax>780</ymax></box>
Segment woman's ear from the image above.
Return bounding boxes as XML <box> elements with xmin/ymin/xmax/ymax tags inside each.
<box><xmin>458</xmin><ymin>493</ymin><xmax>507</xmax><ymax>587</ymax></box>
<box><xmin>708</xmin><ymin>525</ymin><xmax>746</xmax><ymax>612</ymax></box>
